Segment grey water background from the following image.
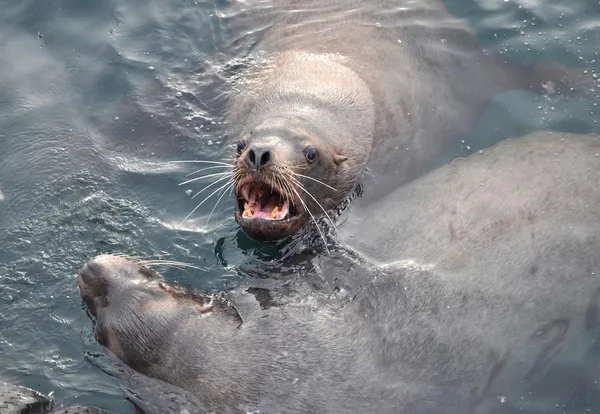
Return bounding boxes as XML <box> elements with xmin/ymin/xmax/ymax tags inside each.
<box><xmin>0</xmin><ymin>0</ymin><xmax>598</xmax><ymax>412</ymax></box>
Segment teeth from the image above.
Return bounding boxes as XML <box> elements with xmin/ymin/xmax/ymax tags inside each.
<box><xmin>270</xmin><ymin>205</ymin><xmax>280</xmax><ymax>219</ymax></box>
<box><xmin>244</xmin><ymin>202</ymin><xmax>254</xmax><ymax>218</ymax></box>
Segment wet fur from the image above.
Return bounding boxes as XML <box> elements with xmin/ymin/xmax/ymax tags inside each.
<box><xmin>81</xmin><ymin>132</ymin><xmax>600</xmax><ymax>413</ymax></box>
<box><xmin>227</xmin><ymin>0</ymin><xmax>595</xmax><ymax>240</ymax></box>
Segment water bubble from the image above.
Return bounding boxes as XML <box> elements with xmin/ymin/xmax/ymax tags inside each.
<box><xmin>148</xmin><ymin>66</ymin><xmax>155</xmax><ymax>71</ymax></box>
<box><xmin>175</xmin><ymin>91</ymin><xmax>183</xmax><ymax>98</ymax></box>
<box><xmin>185</xmin><ymin>189</ymin><xmax>193</xmax><ymax>197</ymax></box>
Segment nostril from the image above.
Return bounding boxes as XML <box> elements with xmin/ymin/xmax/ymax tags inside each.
<box><xmin>248</xmin><ymin>149</ymin><xmax>256</xmax><ymax>167</ymax></box>
<box><xmin>259</xmin><ymin>150</ymin><xmax>271</xmax><ymax>168</ymax></box>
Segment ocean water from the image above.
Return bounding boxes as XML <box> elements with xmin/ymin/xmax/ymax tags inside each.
<box><xmin>0</xmin><ymin>0</ymin><xmax>598</xmax><ymax>412</ymax></box>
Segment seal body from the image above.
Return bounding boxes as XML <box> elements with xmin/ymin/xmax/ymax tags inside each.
<box><xmin>226</xmin><ymin>0</ymin><xmax>595</xmax><ymax>240</ymax></box>
<box><xmin>80</xmin><ymin>132</ymin><xmax>600</xmax><ymax>413</ymax></box>
<box><xmin>339</xmin><ymin>131</ymin><xmax>600</xmax><ymax>265</ymax></box>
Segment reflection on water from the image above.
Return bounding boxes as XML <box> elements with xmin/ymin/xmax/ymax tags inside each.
<box><xmin>0</xmin><ymin>0</ymin><xmax>598</xmax><ymax>412</ymax></box>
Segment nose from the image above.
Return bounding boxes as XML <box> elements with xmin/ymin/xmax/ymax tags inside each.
<box><xmin>79</xmin><ymin>258</ymin><xmax>106</xmax><ymax>286</ymax></box>
<box><xmin>246</xmin><ymin>146</ymin><xmax>272</xmax><ymax>170</ymax></box>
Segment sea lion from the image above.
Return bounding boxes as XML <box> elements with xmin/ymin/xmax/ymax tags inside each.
<box><xmin>80</xmin><ymin>132</ymin><xmax>600</xmax><ymax>413</ymax></box>
<box><xmin>338</xmin><ymin>130</ymin><xmax>600</xmax><ymax>265</ymax></box>
<box><xmin>0</xmin><ymin>381</ymin><xmax>114</xmax><ymax>414</ymax></box>
<box><xmin>224</xmin><ymin>0</ymin><xmax>596</xmax><ymax>241</ymax></box>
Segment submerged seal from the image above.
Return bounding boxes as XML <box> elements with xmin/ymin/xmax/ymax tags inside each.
<box><xmin>225</xmin><ymin>0</ymin><xmax>596</xmax><ymax>241</ymax></box>
<box><xmin>338</xmin><ymin>130</ymin><xmax>600</xmax><ymax>265</ymax></box>
<box><xmin>81</xmin><ymin>132</ymin><xmax>600</xmax><ymax>413</ymax></box>
<box><xmin>0</xmin><ymin>381</ymin><xmax>114</xmax><ymax>414</ymax></box>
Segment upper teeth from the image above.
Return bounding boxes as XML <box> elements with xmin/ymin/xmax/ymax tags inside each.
<box><xmin>244</xmin><ymin>202</ymin><xmax>254</xmax><ymax>217</ymax></box>
<box><xmin>270</xmin><ymin>206</ymin><xmax>280</xmax><ymax>219</ymax></box>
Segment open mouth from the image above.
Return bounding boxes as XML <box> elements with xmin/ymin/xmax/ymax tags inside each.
<box><xmin>237</xmin><ymin>182</ymin><xmax>300</xmax><ymax>221</ymax></box>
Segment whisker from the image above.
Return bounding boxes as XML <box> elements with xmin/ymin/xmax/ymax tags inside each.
<box><xmin>180</xmin><ymin>179</ymin><xmax>235</xmax><ymax>225</ymax></box>
<box><xmin>139</xmin><ymin>260</ymin><xmax>207</xmax><ymax>271</ymax></box>
<box><xmin>274</xmin><ymin>176</ymin><xmax>289</xmax><ymax>203</ymax></box>
<box><xmin>277</xmin><ymin>171</ymin><xmax>330</xmax><ymax>250</ymax></box>
<box><xmin>179</xmin><ymin>171</ymin><xmax>231</xmax><ymax>186</ymax></box>
<box><xmin>170</xmin><ymin>160</ymin><xmax>232</xmax><ymax>166</ymax></box>
<box><xmin>191</xmin><ymin>174</ymin><xmax>232</xmax><ymax>199</ymax></box>
<box><xmin>293</xmin><ymin>181</ymin><xmax>339</xmax><ymax>239</ymax></box>
<box><xmin>107</xmin><ymin>254</ymin><xmax>208</xmax><ymax>271</ymax></box>
<box><xmin>111</xmin><ymin>252</ymin><xmax>141</xmax><ymax>259</ymax></box>
<box><xmin>279</xmin><ymin>167</ymin><xmax>339</xmax><ymax>238</ymax></box>
<box><xmin>293</xmin><ymin>173</ymin><xmax>338</xmax><ymax>192</ymax></box>
<box><xmin>288</xmin><ymin>185</ymin><xmax>330</xmax><ymax>254</ymax></box>
<box><xmin>186</xmin><ymin>165</ymin><xmax>233</xmax><ymax>177</ymax></box>
<box><xmin>205</xmin><ymin>181</ymin><xmax>235</xmax><ymax>227</ymax></box>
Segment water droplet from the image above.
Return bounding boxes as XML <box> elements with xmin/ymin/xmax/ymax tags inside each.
<box><xmin>148</xmin><ymin>66</ymin><xmax>155</xmax><ymax>71</ymax></box>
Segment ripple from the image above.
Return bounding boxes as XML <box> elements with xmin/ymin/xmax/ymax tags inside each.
<box><xmin>0</xmin><ymin>0</ymin><xmax>599</xmax><ymax>411</ymax></box>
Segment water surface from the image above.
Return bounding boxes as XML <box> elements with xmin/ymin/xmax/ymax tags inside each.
<box><xmin>0</xmin><ymin>0</ymin><xmax>598</xmax><ymax>411</ymax></box>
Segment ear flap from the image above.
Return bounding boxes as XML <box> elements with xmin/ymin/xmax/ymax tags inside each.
<box><xmin>333</xmin><ymin>153</ymin><xmax>348</xmax><ymax>166</ymax></box>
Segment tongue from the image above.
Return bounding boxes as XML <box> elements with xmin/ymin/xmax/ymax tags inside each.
<box><xmin>257</xmin><ymin>194</ymin><xmax>279</xmax><ymax>217</ymax></box>
<box><xmin>242</xmin><ymin>187</ymin><xmax>289</xmax><ymax>220</ymax></box>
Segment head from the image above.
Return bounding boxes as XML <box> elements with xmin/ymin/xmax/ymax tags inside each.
<box><xmin>233</xmin><ymin>114</ymin><xmax>362</xmax><ymax>241</ymax></box>
<box><xmin>77</xmin><ymin>255</ymin><xmax>237</xmax><ymax>368</ymax></box>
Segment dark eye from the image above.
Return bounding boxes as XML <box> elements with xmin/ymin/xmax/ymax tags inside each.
<box><xmin>236</xmin><ymin>140</ymin><xmax>246</xmax><ymax>155</ymax></box>
<box><xmin>305</xmin><ymin>147</ymin><xmax>318</xmax><ymax>163</ymax></box>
